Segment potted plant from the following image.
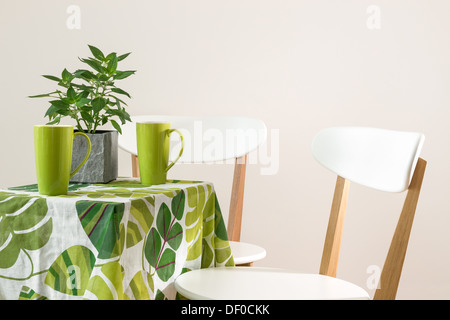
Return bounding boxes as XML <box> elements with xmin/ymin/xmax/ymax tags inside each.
<box><xmin>29</xmin><ymin>45</ymin><xmax>136</xmax><ymax>183</ymax></box>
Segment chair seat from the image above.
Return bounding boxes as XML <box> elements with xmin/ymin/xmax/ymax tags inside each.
<box><xmin>229</xmin><ymin>241</ymin><xmax>266</xmax><ymax>265</ymax></box>
<box><xmin>175</xmin><ymin>267</ymin><xmax>370</xmax><ymax>300</ymax></box>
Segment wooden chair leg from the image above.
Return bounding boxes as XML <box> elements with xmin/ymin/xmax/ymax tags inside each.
<box><xmin>236</xmin><ymin>262</ymin><xmax>254</xmax><ymax>267</ymax></box>
<box><xmin>227</xmin><ymin>155</ymin><xmax>247</xmax><ymax>242</ymax></box>
<box><xmin>132</xmin><ymin>154</ymin><xmax>139</xmax><ymax>178</ymax></box>
<box><xmin>319</xmin><ymin>176</ymin><xmax>350</xmax><ymax>277</ymax></box>
<box><xmin>374</xmin><ymin>158</ymin><xmax>427</xmax><ymax>300</ymax></box>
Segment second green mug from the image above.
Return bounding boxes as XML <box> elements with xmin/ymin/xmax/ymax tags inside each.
<box><xmin>34</xmin><ymin>125</ymin><xmax>91</xmax><ymax>196</ymax></box>
<box><xmin>136</xmin><ymin>122</ymin><xmax>184</xmax><ymax>185</ymax></box>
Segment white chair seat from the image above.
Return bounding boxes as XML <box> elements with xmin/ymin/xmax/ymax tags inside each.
<box><xmin>229</xmin><ymin>241</ymin><xmax>266</xmax><ymax>265</ymax></box>
<box><xmin>175</xmin><ymin>267</ymin><xmax>370</xmax><ymax>300</ymax></box>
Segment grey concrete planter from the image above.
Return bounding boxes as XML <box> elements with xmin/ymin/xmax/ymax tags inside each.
<box><xmin>70</xmin><ymin>130</ymin><xmax>118</xmax><ymax>184</ymax></box>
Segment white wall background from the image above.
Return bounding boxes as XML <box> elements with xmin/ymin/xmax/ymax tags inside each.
<box><xmin>1</xmin><ymin>0</ymin><xmax>449</xmax><ymax>299</ymax></box>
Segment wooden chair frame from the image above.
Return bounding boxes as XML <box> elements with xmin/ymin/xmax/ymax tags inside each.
<box><xmin>319</xmin><ymin>157</ymin><xmax>427</xmax><ymax>300</ymax></box>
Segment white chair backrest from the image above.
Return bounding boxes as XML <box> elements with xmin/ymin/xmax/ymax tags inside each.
<box><xmin>119</xmin><ymin>115</ymin><xmax>267</xmax><ymax>163</ymax></box>
<box><xmin>311</xmin><ymin>127</ymin><xmax>425</xmax><ymax>193</ymax></box>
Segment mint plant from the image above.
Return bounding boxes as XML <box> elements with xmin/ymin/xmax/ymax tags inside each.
<box><xmin>29</xmin><ymin>45</ymin><xmax>136</xmax><ymax>134</ymax></box>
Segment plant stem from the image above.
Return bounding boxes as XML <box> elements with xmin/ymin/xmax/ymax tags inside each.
<box><xmin>82</xmin><ymin>119</ymin><xmax>90</xmax><ymax>133</ymax></box>
<box><xmin>75</xmin><ymin>118</ymin><xmax>84</xmax><ymax>132</ymax></box>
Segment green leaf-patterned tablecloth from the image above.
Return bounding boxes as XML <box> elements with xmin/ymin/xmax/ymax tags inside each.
<box><xmin>0</xmin><ymin>179</ymin><xmax>234</xmax><ymax>300</ymax></box>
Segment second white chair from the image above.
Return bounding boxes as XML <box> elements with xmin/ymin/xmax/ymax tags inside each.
<box><xmin>118</xmin><ymin>115</ymin><xmax>268</xmax><ymax>266</ymax></box>
<box><xmin>174</xmin><ymin>126</ymin><xmax>426</xmax><ymax>300</ymax></box>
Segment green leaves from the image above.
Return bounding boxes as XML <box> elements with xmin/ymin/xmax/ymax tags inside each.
<box><xmin>110</xmin><ymin>119</ymin><xmax>122</xmax><ymax>134</ymax></box>
<box><xmin>118</xmin><ymin>52</ymin><xmax>131</xmax><ymax>61</ymax></box>
<box><xmin>114</xmin><ymin>70</ymin><xmax>135</xmax><ymax>80</ymax></box>
<box><xmin>106</xmin><ymin>53</ymin><xmax>118</xmax><ymax>74</ymax></box>
<box><xmin>91</xmin><ymin>97</ymin><xmax>106</xmax><ymax>113</ymax></box>
<box><xmin>76</xmin><ymin>201</ymin><xmax>125</xmax><ymax>259</ymax></box>
<box><xmin>62</xmin><ymin>68</ymin><xmax>73</xmax><ymax>82</ymax></box>
<box><xmin>110</xmin><ymin>87</ymin><xmax>131</xmax><ymax>98</ymax></box>
<box><xmin>172</xmin><ymin>190</ymin><xmax>185</xmax><ymax>220</ymax></box>
<box><xmin>0</xmin><ymin>194</ymin><xmax>52</xmax><ymax>270</ymax></box>
<box><xmin>88</xmin><ymin>45</ymin><xmax>105</xmax><ymax>61</ymax></box>
<box><xmin>29</xmin><ymin>44</ymin><xmax>136</xmax><ymax>134</ymax></box>
<box><xmin>144</xmin><ymin>190</ymin><xmax>185</xmax><ymax>282</ymax></box>
<box><xmin>42</xmin><ymin>75</ymin><xmax>61</xmax><ymax>82</ymax></box>
<box><xmin>44</xmin><ymin>245</ymin><xmax>96</xmax><ymax>296</ymax></box>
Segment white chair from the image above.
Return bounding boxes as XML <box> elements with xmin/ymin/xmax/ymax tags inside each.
<box><xmin>174</xmin><ymin>127</ymin><xmax>427</xmax><ymax>300</ymax></box>
<box><xmin>118</xmin><ymin>115</ymin><xmax>268</xmax><ymax>266</ymax></box>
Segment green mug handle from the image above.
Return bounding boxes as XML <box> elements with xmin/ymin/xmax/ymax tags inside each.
<box><xmin>165</xmin><ymin>129</ymin><xmax>184</xmax><ymax>172</ymax></box>
<box><xmin>70</xmin><ymin>132</ymin><xmax>91</xmax><ymax>179</ymax></box>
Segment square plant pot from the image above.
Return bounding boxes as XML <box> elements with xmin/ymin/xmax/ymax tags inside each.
<box><xmin>70</xmin><ymin>130</ymin><xmax>118</xmax><ymax>184</ymax></box>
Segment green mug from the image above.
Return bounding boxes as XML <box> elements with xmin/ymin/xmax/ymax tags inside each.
<box><xmin>136</xmin><ymin>122</ymin><xmax>185</xmax><ymax>185</ymax></box>
<box><xmin>34</xmin><ymin>125</ymin><xmax>91</xmax><ymax>196</ymax></box>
